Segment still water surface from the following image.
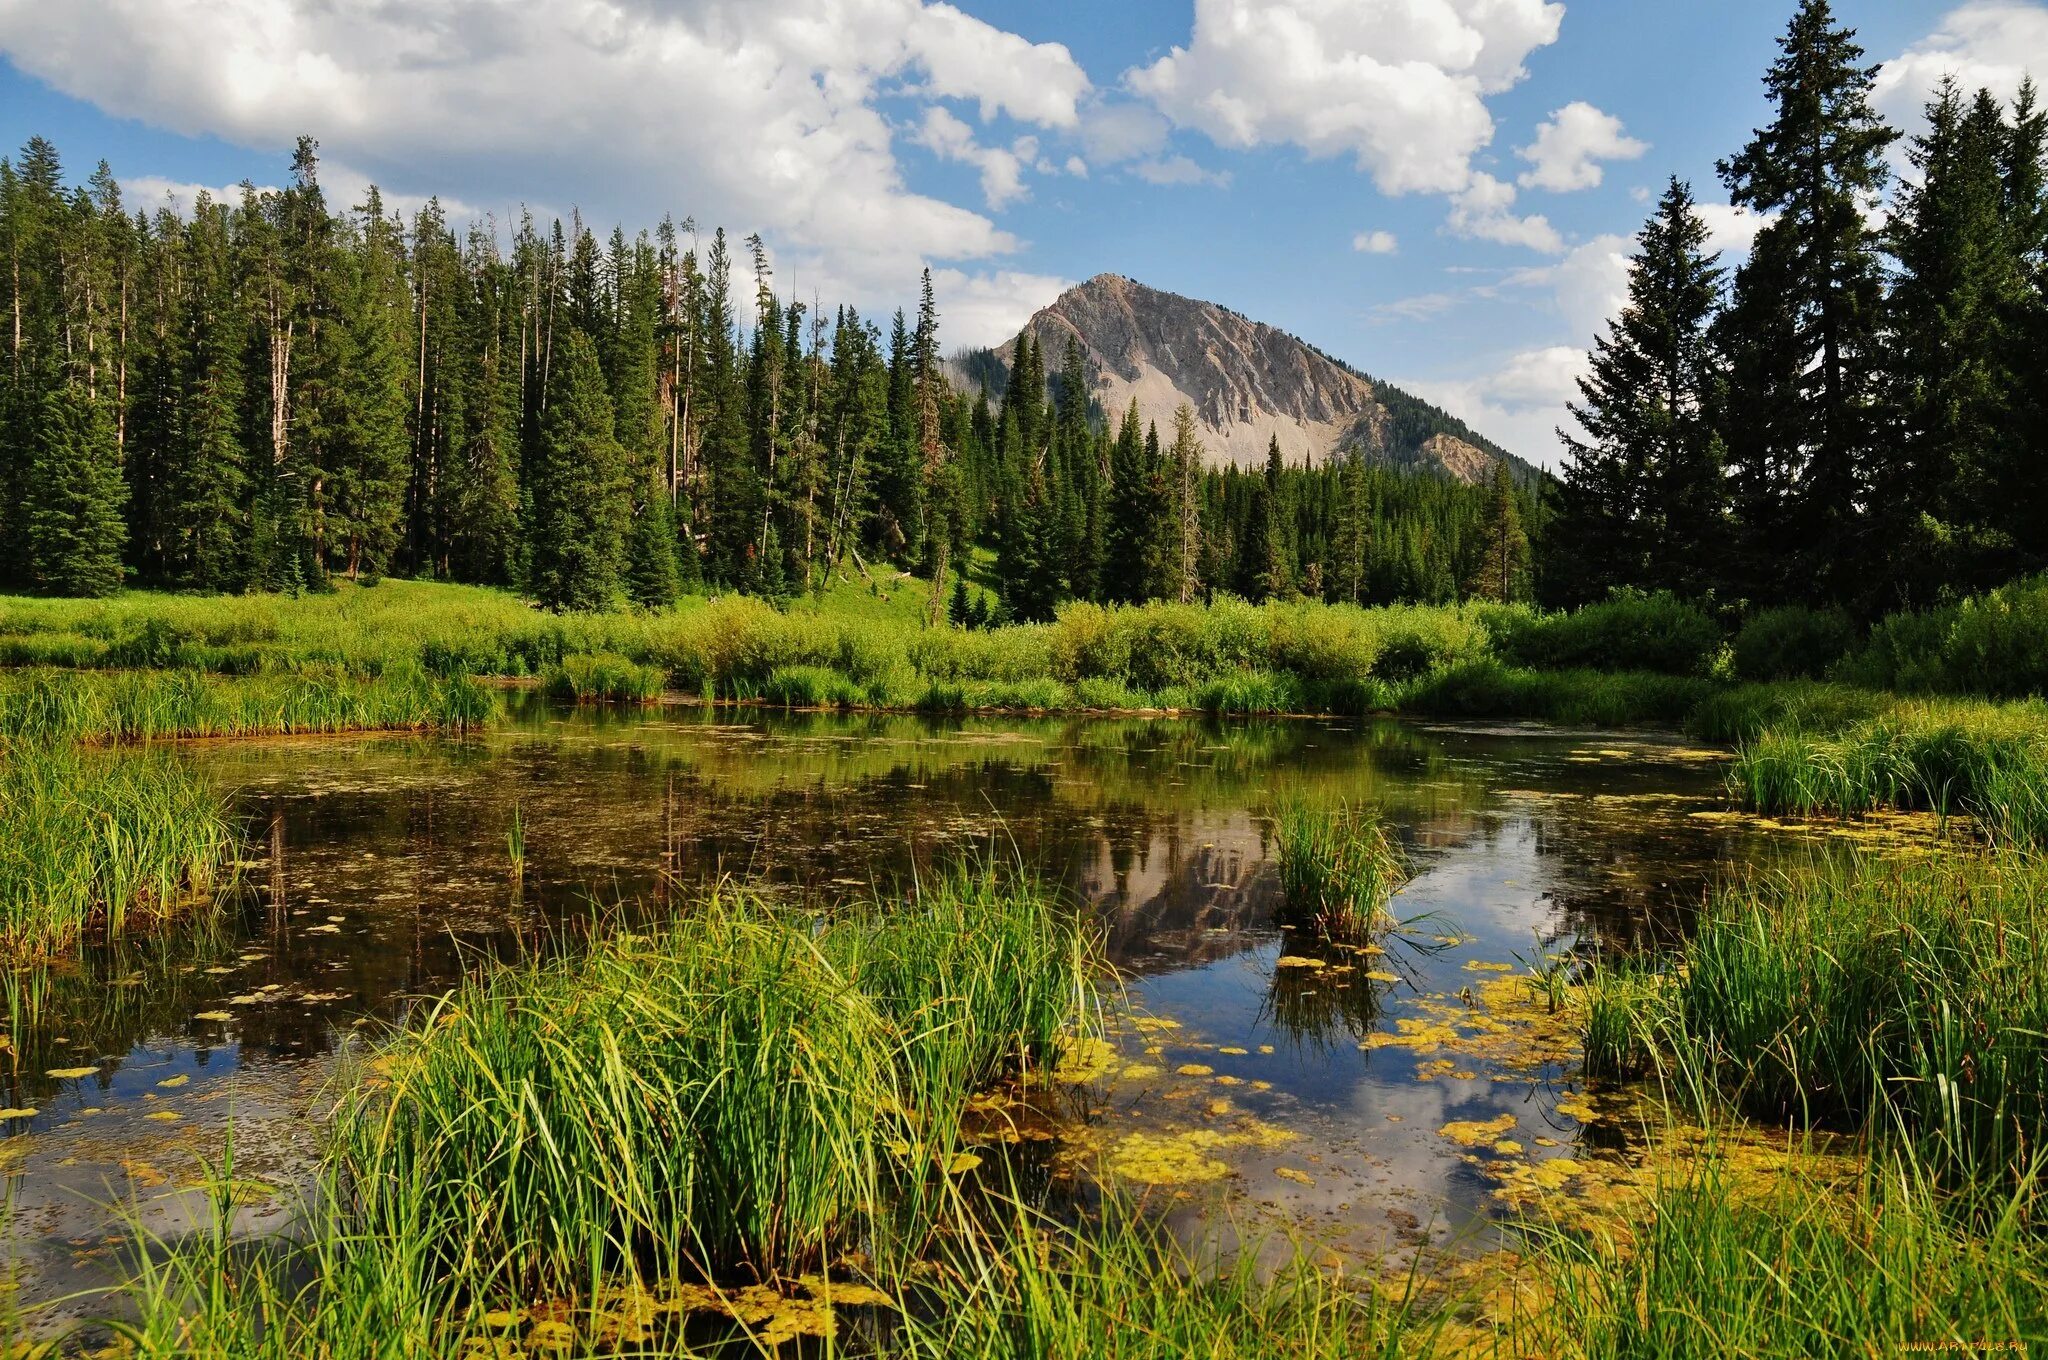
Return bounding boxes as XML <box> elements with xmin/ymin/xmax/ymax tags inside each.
<box><xmin>5</xmin><ymin>701</ymin><xmax>1837</xmax><ymax>1315</ymax></box>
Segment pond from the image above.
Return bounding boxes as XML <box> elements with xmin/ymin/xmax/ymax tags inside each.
<box><xmin>2</xmin><ymin>700</ymin><xmax>1891</xmax><ymax>1322</ymax></box>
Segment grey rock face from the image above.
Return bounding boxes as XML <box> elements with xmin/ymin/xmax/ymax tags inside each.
<box><xmin>988</xmin><ymin>273</ymin><xmax>1507</xmax><ymax>481</ymax></box>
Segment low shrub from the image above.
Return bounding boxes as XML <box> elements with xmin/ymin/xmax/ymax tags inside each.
<box><xmin>1730</xmin><ymin>606</ymin><xmax>1857</xmax><ymax>682</ymax></box>
<box><xmin>1400</xmin><ymin>661</ymin><xmax>1713</xmax><ymax>728</ymax></box>
<box><xmin>1490</xmin><ymin>591</ymin><xmax>1721</xmax><ymax>676</ymax></box>
<box><xmin>1845</xmin><ymin>575</ymin><xmax>2048</xmax><ymax>699</ymax></box>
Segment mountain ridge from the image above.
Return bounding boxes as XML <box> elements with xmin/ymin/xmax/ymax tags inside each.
<box><xmin>951</xmin><ymin>273</ymin><xmax>1537</xmax><ymax>484</ymax></box>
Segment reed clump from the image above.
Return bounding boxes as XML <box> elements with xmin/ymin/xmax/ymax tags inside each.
<box><xmin>1582</xmin><ymin>853</ymin><xmax>2048</xmax><ymax>1199</ymax></box>
<box><xmin>539</xmin><ymin>652</ymin><xmax>665</xmax><ymax>703</ymax></box>
<box><xmin>336</xmin><ymin>874</ymin><xmax>1093</xmax><ymax>1291</ymax></box>
<box><xmin>1728</xmin><ymin>698</ymin><xmax>2048</xmax><ymax>846</ymax></box>
<box><xmin>0</xmin><ymin>666</ymin><xmax>493</xmax><ymax>742</ymax></box>
<box><xmin>1272</xmin><ymin>802</ymin><xmax>1409</xmax><ymax>938</ymax></box>
<box><xmin>0</xmin><ymin>739</ymin><xmax>233</xmax><ymax>955</ymax></box>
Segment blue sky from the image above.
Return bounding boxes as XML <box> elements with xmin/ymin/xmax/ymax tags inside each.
<box><xmin>3</xmin><ymin>0</ymin><xmax>2045</xmax><ymax>466</ymax></box>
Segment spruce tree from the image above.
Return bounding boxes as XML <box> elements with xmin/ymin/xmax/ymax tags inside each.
<box><xmin>329</xmin><ymin>187</ymin><xmax>411</xmax><ymax>580</ymax></box>
<box><xmin>527</xmin><ymin>328</ymin><xmax>629</xmax><ymax>610</ymax></box>
<box><xmin>1716</xmin><ymin>0</ymin><xmax>1896</xmax><ymax>606</ymax></box>
<box><xmin>1465</xmin><ymin>461</ymin><xmax>1528</xmax><ymax>603</ymax></box>
<box><xmin>1331</xmin><ymin>449</ymin><xmax>1373</xmax><ymax>604</ymax></box>
<box><xmin>1102</xmin><ymin>400</ymin><xmax>1160</xmax><ymax>603</ymax></box>
<box><xmin>1883</xmin><ymin>81</ymin><xmax>2028</xmax><ymax>602</ymax></box>
<box><xmin>1165</xmin><ymin>403</ymin><xmax>1204</xmax><ymax>603</ymax></box>
<box><xmin>27</xmin><ymin>379</ymin><xmax>127</xmax><ymax>595</ymax></box>
<box><xmin>1554</xmin><ymin>178</ymin><xmax>1726</xmax><ymax>605</ymax></box>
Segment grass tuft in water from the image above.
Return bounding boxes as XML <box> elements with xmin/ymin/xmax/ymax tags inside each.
<box><xmin>0</xmin><ymin>739</ymin><xmax>234</xmax><ymax>956</ymax></box>
<box><xmin>335</xmin><ymin>873</ymin><xmax>1093</xmax><ymax>1290</ymax></box>
<box><xmin>539</xmin><ymin>652</ymin><xmax>664</xmax><ymax>704</ymax></box>
<box><xmin>1272</xmin><ymin>802</ymin><xmax>1409</xmax><ymax>939</ymax></box>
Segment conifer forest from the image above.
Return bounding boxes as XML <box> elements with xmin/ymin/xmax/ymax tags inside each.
<box><xmin>6</xmin><ymin>2</ymin><xmax>2048</xmax><ymax>1357</ymax></box>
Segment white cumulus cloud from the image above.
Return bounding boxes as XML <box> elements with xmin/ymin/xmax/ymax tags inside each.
<box><xmin>1404</xmin><ymin>345</ymin><xmax>1589</xmax><ymax>469</ymax></box>
<box><xmin>1515</xmin><ymin>101</ymin><xmax>1647</xmax><ymax>192</ymax></box>
<box><xmin>1353</xmin><ymin>229</ymin><xmax>1399</xmax><ymax>254</ymax></box>
<box><xmin>1130</xmin><ymin>154</ymin><xmax>1231</xmax><ymax>187</ymax></box>
<box><xmin>1128</xmin><ymin>0</ymin><xmax>1564</xmax><ymax>197</ymax></box>
<box><xmin>927</xmin><ymin>267</ymin><xmax>1071</xmax><ymax>350</ymax></box>
<box><xmin>1447</xmin><ymin>173</ymin><xmax>1564</xmax><ymax>253</ymax></box>
<box><xmin>914</xmin><ymin>106</ymin><xmax>1031</xmax><ymax>210</ymax></box>
<box><xmin>0</xmin><ymin>0</ymin><xmax>1093</xmax><ymax>312</ymax></box>
<box><xmin>1875</xmin><ymin>1</ymin><xmax>2048</xmax><ymax>129</ymax></box>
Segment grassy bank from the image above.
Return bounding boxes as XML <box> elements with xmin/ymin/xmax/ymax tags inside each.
<box><xmin>0</xmin><ymin>666</ymin><xmax>493</xmax><ymax>742</ymax></box>
<box><xmin>0</xmin><ymin>740</ymin><xmax>233</xmax><ymax>955</ymax></box>
<box><xmin>1584</xmin><ymin>852</ymin><xmax>2048</xmax><ymax>1198</ymax></box>
<box><xmin>1728</xmin><ymin>698</ymin><xmax>2048</xmax><ymax>846</ymax></box>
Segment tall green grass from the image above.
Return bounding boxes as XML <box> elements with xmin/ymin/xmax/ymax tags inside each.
<box><xmin>1272</xmin><ymin>803</ymin><xmax>1409</xmax><ymax>938</ymax></box>
<box><xmin>337</xmin><ymin>875</ymin><xmax>1092</xmax><ymax>1289</ymax></box>
<box><xmin>0</xmin><ymin>666</ymin><xmax>493</xmax><ymax>742</ymax></box>
<box><xmin>0</xmin><ymin>740</ymin><xmax>233</xmax><ymax>955</ymax></box>
<box><xmin>1531</xmin><ymin>1155</ymin><xmax>2048</xmax><ymax>1358</ymax></box>
<box><xmin>897</xmin><ymin>1202</ymin><xmax>1428</xmax><ymax>1359</ymax></box>
<box><xmin>1399</xmin><ymin>660</ymin><xmax>1715</xmax><ymax>728</ymax></box>
<box><xmin>1582</xmin><ymin>853</ymin><xmax>2048</xmax><ymax>1199</ymax></box>
<box><xmin>1728</xmin><ymin>699</ymin><xmax>2048</xmax><ymax>845</ymax></box>
<box><xmin>539</xmin><ymin>652</ymin><xmax>665</xmax><ymax>703</ymax></box>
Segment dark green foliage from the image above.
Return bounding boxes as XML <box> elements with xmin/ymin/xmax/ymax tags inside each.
<box><xmin>1489</xmin><ymin>591</ymin><xmax>1721</xmax><ymax>675</ymax></box>
<box><xmin>1464</xmin><ymin>460</ymin><xmax>1528</xmax><ymax>602</ymax></box>
<box><xmin>1731</xmin><ymin>606</ymin><xmax>1857</xmax><ymax>681</ymax></box>
<box><xmin>525</xmin><ymin>329</ymin><xmax>628</xmax><ymax>611</ymax></box>
<box><xmin>1552</xmin><ymin>179</ymin><xmax>1724</xmax><ymax>605</ymax></box>
<box><xmin>26</xmin><ymin>382</ymin><xmax>128</xmax><ymax>596</ymax></box>
<box><xmin>1843</xmin><ymin>574</ymin><xmax>2048</xmax><ymax>698</ymax></box>
<box><xmin>1715</xmin><ymin>0</ymin><xmax>1896</xmax><ymax>607</ymax></box>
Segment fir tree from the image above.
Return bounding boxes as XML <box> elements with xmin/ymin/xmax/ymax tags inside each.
<box><xmin>1466</xmin><ymin>461</ymin><xmax>1528</xmax><ymax>603</ymax></box>
<box><xmin>1331</xmin><ymin>450</ymin><xmax>1373</xmax><ymax>604</ymax></box>
<box><xmin>1102</xmin><ymin>400</ymin><xmax>1161</xmax><ymax>603</ymax></box>
<box><xmin>1882</xmin><ymin>80</ymin><xmax>2028</xmax><ymax>602</ymax></box>
<box><xmin>527</xmin><ymin>328</ymin><xmax>628</xmax><ymax>610</ymax></box>
<box><xmin>1554</xmin><ymin>178</ymin><xmax>1726</xmax><ymax>604</ymax></box>
<box><xmin>1716</xmin><ymin>0</ymin><xmax>1897</xmax><ymax>605</ymax></box>
<box><xmin>26</xmin><ymin>379</ymin><xmax>127</xmax><ymax>595</ymax></box>
<box><xmin>1165</xmin><ymin>402</ymin><xmax>1204</xmax><ymax>603</ymax></box>
<box><xmin>329</xmin><ymin>187</ymin><xmax>411</xmax><ymax>580</ymax></box>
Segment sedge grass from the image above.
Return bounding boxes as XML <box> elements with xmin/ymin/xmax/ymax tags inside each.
<box><xmin>0</xmin><ymin>666</ymin><xmax>493</xmax><ymax>743</ymax></box>
<box><xmin>1580</xmin><ymin>853</ymin><xmax>2048</xmax><ymax>1200</ymax></box>
<box><xmin>539</xmin><ymin>653</ymin><xmax>665</xmax><ymax>704</ymax></box>
<box><xmin>336</xmin><ymin>873</ymin><xmax>1094</xmax><ymax>1290</ymax></box>
<box><xmin>1728</xmin><ymin>698</ymin><xmax>2048</xmax><ymax>846</ymax></box>
<box><xmin>1272</xmin><ymin>802</ymin><xmax>1409</xmax><ymax>939</ymax></box>
<box><xmin>1524</xmin><ymin>1152</ymin><xmax>2048</xmax><ymax>1359</ymax></box>
<box><xmin>0</xmin><ymin>740</ymin><xmax>233</xmax><ymax>956</ymax></box>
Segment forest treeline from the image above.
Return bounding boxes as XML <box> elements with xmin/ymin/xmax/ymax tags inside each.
<box><xmin>0</xmin><ymin>136</ymin><xmax>1528</xmax><ymax>616</ymax></box>
<box><xmin>1553</xmin><ymin>0</ymin><xmax>2048</xmax><ymax>617</ymax></box>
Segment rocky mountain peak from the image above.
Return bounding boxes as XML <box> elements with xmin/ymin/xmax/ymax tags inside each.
<box><xmin>965</xmin><ymin>275</ymin><xmax>1529</xmax><ymax>483</ymax></box>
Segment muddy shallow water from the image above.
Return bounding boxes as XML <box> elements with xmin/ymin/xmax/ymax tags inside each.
<box><xmin>2</xmin><ymin>701</ymin><xmax>1899</xmax><ymax>1319</ymax></box>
